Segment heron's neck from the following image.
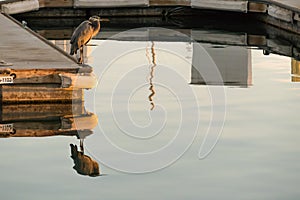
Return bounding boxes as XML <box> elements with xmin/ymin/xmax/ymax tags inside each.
<box><xmin>91</xmin><ymin>21</ymin><xmax>100</xmax><ymax>31</ymax></box>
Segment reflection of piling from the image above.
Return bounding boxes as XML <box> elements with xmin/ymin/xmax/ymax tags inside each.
<box><xmin>291</xmin><ymin>59</ymin><xmax>300</xmax><ymax>82</ymax></box>
<box><xmin>148</xmin><ymin>41</ymin><xmax>156</xmax><ymax>110</ymax></box>
<box><xmin>191</xmin><ymin>44</ymin><xmax>252</xmax><ymax>87</ymax></box>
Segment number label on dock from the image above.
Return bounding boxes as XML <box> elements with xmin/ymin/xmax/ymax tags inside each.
<box><xmin>0</xmin><ymin>76</ymin><xmax>13</xmax><ymax>84</ymax></box>
<box><xmin>0</xmin><ymin>124</ymin><xmax>14</xmax><ymax>133</ymax></box>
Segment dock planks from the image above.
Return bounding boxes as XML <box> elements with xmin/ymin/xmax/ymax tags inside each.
<box><xmin>0</xmin><ymin>13</ymin><xmax>79</xmax><ymax>70</ymax></box>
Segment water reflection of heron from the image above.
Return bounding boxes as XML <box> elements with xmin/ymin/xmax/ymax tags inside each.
<box><xmin>70</xmin><ymin>143</ymin><xmax>100</xmax><ymax>177</ymax></box>
<box><xmin>70</xmin><ymin>16</ymin><xmax>108</xmax><ymax>64</ymax></box>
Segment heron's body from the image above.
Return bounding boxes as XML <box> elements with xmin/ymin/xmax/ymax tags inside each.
<box><xmin>70</xmin><ymin>16</ymin><xmax>101</xmax><ymax>64</ymax></box>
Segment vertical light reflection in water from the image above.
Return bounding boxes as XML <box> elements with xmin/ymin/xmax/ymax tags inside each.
<box><xmin>147</xmin><ymin>41</ymin><xmax>156</xmax><ymax>111</ymax></box>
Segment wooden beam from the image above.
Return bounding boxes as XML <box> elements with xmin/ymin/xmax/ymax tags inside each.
<box><xmin>13</xmin><ymin>74</ymin><xmax>62</xmax><ymax>84</ymax></box>
<box><xmin>1</xmin><ymin>103</ymin><xmax>84</xmax><ymax>121</ymax></box>
<box><xmin>248</xmin><ymin>2</ymin><xmax>267</xmax><ymax>13</ymax></box>
<box><xmin>1</xmin><ymin>85</ymin><xmax>83</xmax><ymax>103</ymax></box>
<box><xmin>74</xmin><ymin>0</ymin><xmax>149</xmax><ymax>8</ymax></box>
<box><xmin>191</xmin><ymin>0</ymin><xmax>248</xmax><ymax>12</ymax></box>
<box><xmin>1</xmin><ymin>0</ymin><xmax>39</xmax><ymax>14</ymax></box>
<box><xmin>0</xmin><ymin>130</ymin><xmax>94</xmax><ymax>138</ymax></box>
<box><xmin>268</xmin><ymin>4</ymin><xmax>293</xmax><ymax>22</ymax></box>
<box><xmin>149</xmin><ymin>0</ymin><xmax>190</xmax><ymax>6</ymax></box>
<box><xmin>247</xmin><ymin>35</ymin><xmax>267</xmax><ymax>46</ymax></box>
<box><xmin>39</xmin><ymin>0</ymin><xmax>73</xmax><ymax>8</ymax></box>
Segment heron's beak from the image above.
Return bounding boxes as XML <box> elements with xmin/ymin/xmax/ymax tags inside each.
<box><xmin>100</xmin><ymin>18</ymin><xmax>110</xmax><ymax>22</ymax></box>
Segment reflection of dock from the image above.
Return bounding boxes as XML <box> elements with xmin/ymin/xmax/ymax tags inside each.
<box><xmin>0</xmin><ymin>13</ymin><xmax>96</xmax><ymax>103</ymax></box>
<box><xmin>0</xmin><ymin>102</ymin><xmax>101</xmax><ymax>177</ymax></box>
<box><xmin>0</xmin><ymin>103</ymin><xmax>97</xmax><ymax>138</ymax></box>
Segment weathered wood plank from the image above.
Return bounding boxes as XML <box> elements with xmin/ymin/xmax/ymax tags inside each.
<box><xmin>268</xmin><ymin>4</ymin><xmax>293</xmax><ymax>22</ymax></box>
<box><xmin>1</xmin><ymin>86</ymin><xmax>83</xmax><ymax>103</ymax></box>
<box><xmin>247</xmin><ymin>35</ymin><xmax>267</xmax><ymax>46</ymax></box>
<box><xmin>0</xmin><ymin>112</ymin><xmax>96</xmax><ymax>138</ymax></box>
<box><xmin>294</xmin><ymin>13</ymin><xmax>300</xmax><ymax>21</ymax></box>
<box><xmin>0</xmin><ymin>72</ymin><xmax>97</xmax><ymax>89</ymax></box>
<box><xmin>1</xmin><ymin>103</ymin><xmax>84</xmax><ymax>121</ymax></box>
<box><xmin>4</xmin><ymin>113</ymin><xmax>97</xmax><ymax>131</ymax></box>
<box><xmin>267</xmin><ymin>39</ymin><xmax>293</xmax><ymax>56</ymax></box>
<box><xmin>1</xmin><ymin>0</ymin><xmax>39</xmax><ymax>14</ymax></box>
<box><xmin>39</xmin><ymin>0</ymin><xmax>73</xmax><ymax>8</ymax></box>
<box><xmin>254</xmin><ymin>13</ymin><xmax>300</xmax><ymax>36</ymax></box>
<box><xmin>191</xmin><ymin>30</ymin><xmax>247</xmax><ymax>45</ymax></box>
<box><xmin>0</xmin><ymin>102</ymin><xmax>97</xmax><ymax>138</ymax></box>
<box><xmin>149</xmin><ymin>0</ymin><xmax>190</xmax><ymax>6</ymax></box>
<box><xmin>266</xmin><ymin>0</ymin><xmax>300</xmax><ymax>13</ymax></box>
<box><xmin>248</xmin><ymin>2</ymin><xmax>267</xmax><ymax>13</ymax></box>
<box><xmin>74</xmin><ymin>0</ymin><xmax>149</xmax><ymax>8</ymax></box>
<box><xmin>191</xmin><ymin>0</ymin><xmax>248</xmax><ymax>12</ymax></box>
<box><xmin>13</xmin><ymin>74</ymin><xmax>62</xmax><ymax>84</ymax></box>
<box><xmin>0</xmin><ymin>129</ymin><xmax>93</xmax><ymax>138</ymax></box>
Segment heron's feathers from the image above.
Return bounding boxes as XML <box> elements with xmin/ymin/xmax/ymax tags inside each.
<box><xmin>70</xmin><ymin>18</ymin><xmax>100</xmax><ymax>57</ymax></box>
<box><xmin>70</xmin><ymin>21</ymin><xmax>92</xmax><ymax>44</ymax></box>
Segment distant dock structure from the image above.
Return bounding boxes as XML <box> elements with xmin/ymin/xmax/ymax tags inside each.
<box><xmin>0</xmin><ymin>0</ymin><xmax>300</xmax><ymax>34</ymax></box>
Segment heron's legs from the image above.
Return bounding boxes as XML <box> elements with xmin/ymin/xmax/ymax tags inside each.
<box><xmin>80</xmin><ymin>139</ymin><xmax>84</xmax><ymax>153</ymax></box>
<box><xmin>78</xmin><ymin>46</ymin><xmax>84</xmax><ymax>64</ymax></box>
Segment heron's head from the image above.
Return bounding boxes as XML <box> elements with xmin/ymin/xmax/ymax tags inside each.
<box><xmin>89</xmin><ymin>15</ymin><xmax>100</xmax><ymax>22</ymax></box>
<box><xmin>89</xmin><ymin>15</ymin><xmax>109</xmax><ymax>22</ymax></box>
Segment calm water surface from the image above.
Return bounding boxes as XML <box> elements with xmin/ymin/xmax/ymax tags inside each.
<box><xmin>1</xmin><ymin>37</ymin><xmax>300</xmax><ymax>199</ymax></box>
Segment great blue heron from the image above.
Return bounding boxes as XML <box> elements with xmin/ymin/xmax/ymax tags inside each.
<box><xmin>70</xmin><ymin>16</ymin><xmax>108</xmax><ymax>64</ymax></box>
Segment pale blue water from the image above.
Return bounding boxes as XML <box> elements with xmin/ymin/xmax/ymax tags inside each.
<box><xmin>1</xmin><ymin>39</ymin><xmax>300</xmax><ymax>199</ymax></box>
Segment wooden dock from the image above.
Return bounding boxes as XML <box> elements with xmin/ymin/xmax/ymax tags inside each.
<box><xmin>0</xmin><ymin>13</ymin><xmax>96</xmax><ymax>103</ymax></box>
